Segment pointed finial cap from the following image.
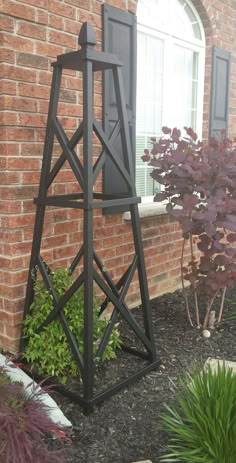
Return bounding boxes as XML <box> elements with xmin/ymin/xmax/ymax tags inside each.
<box><xmin>78</xmin><ymin>22</ymin><xmax>96</xmax><ymax>47</ymax></box>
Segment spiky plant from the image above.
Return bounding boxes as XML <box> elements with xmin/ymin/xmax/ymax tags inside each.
<box><xmin>160</xmin><ymin>363</ymin><xmax>236</xmax><ymax>463</ymax></box>
<box><xmin>0</xmin><ymin>363</ymin><xmax>69</xmax><ymax>463</ymax></box>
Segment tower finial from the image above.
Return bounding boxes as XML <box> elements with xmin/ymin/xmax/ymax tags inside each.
<box><xmin>78</xmin><ymin>22</ymin><xmax>96</xmax><ymax>47</ymax></box>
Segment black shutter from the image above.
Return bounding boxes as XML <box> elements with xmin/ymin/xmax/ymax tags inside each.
<box><xmin>209</xmin><ymin>46</ymin><xmax>231</xmax><ymax>138</ymax></box>
<box><xmin>102</xmin><ymin>4</ymin><xmax>137</xmax><ymax>213</ymax></box>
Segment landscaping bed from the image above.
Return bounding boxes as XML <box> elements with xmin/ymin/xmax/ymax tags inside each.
<box><xmin>50</xmin><ymin>288</ymin><xmax>236</xmax><ymax>463</ymax></box>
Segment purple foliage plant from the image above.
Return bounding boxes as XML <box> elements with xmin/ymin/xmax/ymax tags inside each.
<box><xmin>0</xmin><ymin>360</ymin><xmax>70</xmax><ymax>463</ymax></box>
<box><xmin>142</xmin><ymin>126</ymin><xmax>236</xmax><ymax>329</ymax></box>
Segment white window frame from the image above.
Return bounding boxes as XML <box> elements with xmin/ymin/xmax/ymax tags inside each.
<box><xmin>136</xmin><ymin>0</ymin><xmax>205</xmax><ymax>205</ymax></box>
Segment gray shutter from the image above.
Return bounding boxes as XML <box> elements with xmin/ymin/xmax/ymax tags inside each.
<box><xmin>209</xmin><ymin>47</ymin><xmax>231</xmax><ymax>138</ymax></box>
<box><xmin>102</xmin><ymin>4</ymin><xmax>137</xmax><ymax>213</ymax></box>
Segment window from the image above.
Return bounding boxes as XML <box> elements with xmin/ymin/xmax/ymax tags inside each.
<box><xmin>136</xmin><ymin>0</ymin><xmax>205</xmax><ymax>198</ymax></box>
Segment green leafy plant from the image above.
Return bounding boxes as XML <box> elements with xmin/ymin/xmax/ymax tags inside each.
<box><xmin>142</xmin><ymin>127</ymin><xmax>236</xmax><ymax>329</ymax></box>
<box><xmin>160</xmin><ymin>363</ymin><xmax>236</xmax><ymax>462</ymax></box>
<box><xmin>0</xmin><ymin>361</ymin><xmax>68</xmax><ymax>463</ymax></box>
<box><xmin>23</xmin><ymin>267</ymin><xmax>122</xmax><ymax>383</ymax></box>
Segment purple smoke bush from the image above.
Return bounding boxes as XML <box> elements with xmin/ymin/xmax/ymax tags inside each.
<box><xmin>142</xmin><ymin>127</ymin><xmax>236</xmax><ymax>328</ymax></box>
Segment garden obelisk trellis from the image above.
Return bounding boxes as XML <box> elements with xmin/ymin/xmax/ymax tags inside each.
<box><xmin>21</xmin><ymin>22</ymin><xmax>158</xmax><ymax>411</ymax></box>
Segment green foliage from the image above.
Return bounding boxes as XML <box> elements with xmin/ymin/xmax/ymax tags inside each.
<box><xmin>160</xmin><ymin>363</ymin><xmax>236</xmax><ymax>462</ymax></box>
<box><xmin>23</xmin><ymin>267</ymin><xmax>122</xmax><ymax>383</ymax></box>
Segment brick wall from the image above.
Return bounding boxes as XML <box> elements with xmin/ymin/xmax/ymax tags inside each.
<box><xmin>0</xmin><ymin>0</ymin><xmax>236</xmax><ymax>352</ymax></box>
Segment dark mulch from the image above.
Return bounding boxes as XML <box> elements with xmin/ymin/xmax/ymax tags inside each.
<box><xmin>52</xmin><ymin>288</ymin><xmax>236</xmax><ymax>463</ymax></box>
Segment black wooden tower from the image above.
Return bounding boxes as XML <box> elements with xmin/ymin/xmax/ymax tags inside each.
<box><xmin>21</xmin><ymin>22</ymin><xmax>159</xmax><ymax>411</ymax></box>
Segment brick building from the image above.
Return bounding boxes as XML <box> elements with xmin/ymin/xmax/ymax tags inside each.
<box><xmin>0</xmin><ymin>0</ymin><xmax>236</xmax><ymax>352</ymax></box>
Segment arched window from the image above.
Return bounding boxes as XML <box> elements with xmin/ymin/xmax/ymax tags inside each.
<box><xmin>136</xmin><ymin>0</ymin><xmax>205</xmax><ymax>197</ymax></box>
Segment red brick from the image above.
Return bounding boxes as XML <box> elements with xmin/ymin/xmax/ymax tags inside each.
<box><xmin>0</xmin><ymin>112</ymin><xmax>18</xmax><ymax>126</ymax></box>
<box><xmin>0</xmin><ymin>200</ymin><xmax>21</xmax><ymax>214</ymax></box>
<box><xmin>65</xmin><ymin>0</ymin><xmax>90</xmax><ymax>7</ymax></box>
<box><xmin>0</xmin><ymin>80</ymin><xmax>17</xmax><ymax>95</ymax></box>
<box><xmin>17</xmin><ymin>21</ymin><xmax>46</xmax><ymax>41</ymax></box>
<box><xmin>1</xmin><ymin>32</ymin><xmax>34</xmax><ymax>53</ymax></box>
<box><xmin>68</xmin><ymin>231</ymin><xmax>83</xmax><ymax>243</ymax></box>
<box><xmin>3</xmin><ymin>298</ymin><xmax>25</xmax><ymax>312</ymax></box>
<box><xmin>0</xmin><ymin>171</ymin><xmax>20</xmax><ymax>184</ymax></box>
<box><xmin>53</xmin><ymin>244</ymin><xmax>78</xmax><ymax>259</ymax></box>
<box><xmin>79</xmin><ymin>10</ymin><xmax>101</xmax><ymax>29</ymax></box>
<box><xmin>16</xmin><ymin>0</ymin><xmax>48</xmax><ymax>7</ymax></box>
<box><xmin>64</xmin><ymin>18</ymin><xmax>81</xmax><ymax>35</ymax></box>
<box><xmin>3</xmin><ymin>241</ymin><xmax>33</xmax><ymax>256</ymax></box>
<box><xmin>21</xmin><ymin>171</ymin><xmax>40</xmax><ymax>185</ymax></box>
<box><xmin>49</xmin><ymin>14</ymin><xmax>64</xmax><ymax>30</ymax></box>
<box><xmin>22</xmin><ymin>199</ymin><xmax>37</xmax><ymax>213</ymax></box>
<box><xmin>4</xmin><ymin>325</ymin><xmax>22</xmax><ymax>340</ymax></box>
<box><xmin>35</xmin><ymin>41</ymin><xmax>64</xmax><ymax>58</ymax></box>
<box><xmin>18</xmin><ymin>113</ymin><xmax>47</xmax><ymax>127</ymax></box>
<box><xmin>0</xmin><ymin>335</ymin><xmax>20</xmax><ymax>353</ymax></box>
<box><xmin>18</xmin><ymin>82</ymin><xmax>50</xmax><ymax>99</ymax></box>
<box><xmin>1</xmin><ymin>214</ymin><xmax>35</xmax><ymax>229</ymax></box>
<box><xmin>49</xmin><ymin>0</ymin><xmax>76</xmax><ymax>19</ymax></box>
<box><xmin>3</xmin><ymin>269</ymin><xmax>28</xmax><ymax>285</ymax></box>
<box><xmin>0</xmin><ymin>127</ymin><xmax>35</xmax><ymax>142</ymax></box>
<box><xmin>54</xmin><ymin>220</ymin><xmax>79</xmax><ymax>234</ymax></box>
<box><xmin>0</xmin><ymin>49</ymin><xmax>15</xmax><ymax>64</ymax></box>
<box><xmin>6</xmin><ymin>157</ymin><xmax>40</xmax><ymax>170</ymax></box>
<box><xmin>0</xmin><ymin>185</ymin><xmax>38</xmax><ymax>200</ymax></box>
<box><xmin>16</xmin><ymin>52</ymin><xmax>49</xmax><ymax>70</ymax></box>
<box><xmin>2</xmin><ymin>96</ymin><xmax>37</xmax><ymax>113</ymax></box>
<box><xmin>20</xmin><ymin>143</ymin><xmax>43</xmax><ymax>156</ymax></box>
<box><xmin>98</xmin><ymin>247</ymin><xmax>116</xmax><ymax>259</ymax></box>
<box><xmin>0</xmin><ymin>229</ymin><xmax>23</xmax><ymax>244</ymax></box>
<box><xmin>36</xmin><ymin>9</ymin><xmax>48</xmax><ymax>25</ymax></box>
<box><xmin>0</xmin><ymin>284</ymin><xmax>25</xmax><ymax>298</ymax></box>
<box><xmin>1</xmin><ymin>1</ymin><xmax>35</xmax><ymax>21</ymax></box>
<box><xmin>49</xmin><ymin>30</ymin><xmax>77</xmax><ymax>48</ymax></box>
<box><xmin>42</xmin><ymin>234</ymin><xmax>68</xmax><ymax>249</ymax></box>
<box><xmin>0</xmin><ymin>15</ymin><xmax>15</xmax><ymax>32</ymax></box>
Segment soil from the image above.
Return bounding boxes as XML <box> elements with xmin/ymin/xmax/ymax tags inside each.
<box><xmin>49</xmin><ymin>288</ymin><xmax>236</xmax><ymax>463</ymax></box>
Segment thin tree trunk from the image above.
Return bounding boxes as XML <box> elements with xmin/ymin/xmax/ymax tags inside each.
<box><xmin>190</xmin><ymin>234</ymin><xmax>200</xmax><ymax>327</ymax></box>
<box><xmin>217</xmin><ymin>286</ymin><xmax>227</xmax><ymax>324</ymax></box>
<box><xmin>203</xmin><ymin>293</ymin><xmax>217</xmax><ymax>329</ymax></box>
<box><xmin>181</xmin><ymin>237</ymin><xmax>193</xmax><ymax>327</ymax></box>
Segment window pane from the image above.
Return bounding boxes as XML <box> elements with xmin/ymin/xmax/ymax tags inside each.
<box><xmin>136</xmin><ymin>167</ymin><xmax>155</xmax><ymax>197</ymax></box>
<box><xmin>164</xmin><ymin>46</ymin><xmax>198</xmax><ymax>130</ymax></box>
<box><xmin>136</xmin><ymin>33</ymin><xmax>164</xmax><ymax>197</ymax></box>
<box><xmin>136</xmin><ymin>32</ymin><xmax>164</xmax><ymax>135</ymax></box>
<box><xmin>138</xmin><ymin>0</ymin><xmax>202</xmax><ymax>41</ymax></box>
<box><xmin>136</xmin><ymin>1</ymin><xmax>204</xmax><ymax>197</ymax></box>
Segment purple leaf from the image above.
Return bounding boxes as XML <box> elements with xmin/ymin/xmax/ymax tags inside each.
<box><xmin>154</xmin><ymin>192</ymin><xmax>167</xmax><ymax>202</ymax></box>
<box><xmin>162</xmin><ymin>126</ymin><xmax>171</xmax><ymax>134</ymax></box>
<box><xmin>227</xmin><ymin>233</ymin><xmax>236</xmax><ymax>243</ymax></box>
<box><xmin>181</xmin><ymin>217</ymin><xmax>194</xmax><ymax>233</ymax></box>
<box><xmin>205</xmin><ymin>223</ymin><xmax>216</xmax><ymax>237</ymax></box>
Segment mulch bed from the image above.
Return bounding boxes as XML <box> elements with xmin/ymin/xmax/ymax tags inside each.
<box><xmin>50</xmin><ymin>287</ymin><xmax>236</xmax><ymax>463</ymax></box>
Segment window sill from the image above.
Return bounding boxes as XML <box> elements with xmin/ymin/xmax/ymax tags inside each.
<box><xmin>123</xmin><ymin>202</ymin><xmax>167</xmax><ymax>221</ymax></box>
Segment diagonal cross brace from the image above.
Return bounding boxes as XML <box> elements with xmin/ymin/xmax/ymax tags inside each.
<box><xmin>53</xmin><ymin>118</ymin><xmax>84</xmax><ymax>189</ymax></box>
<box><xmin>35</xmin><ymin>256</ymin><xmax>84</xmax><ymax>372</ymax></box>
<box><xmin>93</xmin><ymin>120</ymin><xmax>121</xmax><ymax>183</ymax></box>
<box><xmin>93</xmin><ymin>269</ymin><xmax>153</xmax><ymax>353</ymax></box>
<box><xmin>93</xmin><ymin>118</ymin><xmax>133</xmax><ymax>189</ymax></box>
<box><xmin>47</xmin><ymin>121</ymin><xmax>84</xmax><ymax>188</ymax></box>
<box><xmin>94</xmin><ymin>253</ymin><xmax>138</xmax><ymax>358</ymax></box>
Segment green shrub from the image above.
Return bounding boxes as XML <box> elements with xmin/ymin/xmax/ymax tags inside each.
<box><xmin>23</xmin><ymin>267</ymin><xmax>122</xmax><ymax>383</ymax></box>
<box><xmin>160</xmin><ymin>363</ymin><xmax>236</xmax><ymax>463</ymax></box>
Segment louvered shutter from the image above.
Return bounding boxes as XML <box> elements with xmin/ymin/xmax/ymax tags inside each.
<box><xmin>102</xmin><ymin>4</ymin><xmax>137</xmax><ymax>213</ymax></box>
<box><xmin>210</xmin><ymin>47</ymin><xmax>231</xmax><ymax>138</ymax></box>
